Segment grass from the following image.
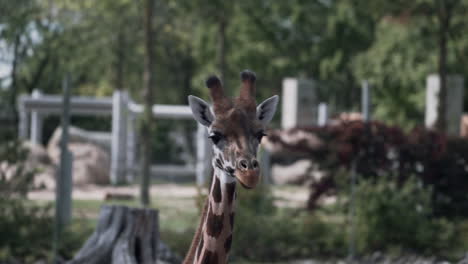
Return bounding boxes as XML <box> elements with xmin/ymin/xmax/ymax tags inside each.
<box><xmin>53</xmin><ymin>184</ymin><xmax>311</xmax><ymax>261</ymax></box>
<box><xmin>72</xmin><ymin>197</ymin><xmax>199</xmax><ymax>231</ymax></box>
<box><xmin>26</xmin><ymin>183</ymin><xmax>468</xmax><ymax>263</ymax></box>
<box><xmin>70</xmin><ymin>196</ymin><xmax>200</xmax><ymax>256</ymax></box>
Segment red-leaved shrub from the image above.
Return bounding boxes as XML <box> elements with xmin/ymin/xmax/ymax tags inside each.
<box><xmin>266</xmin><ymin>121</ymin><xmax>468</xmax><ymax>217</ymax></box>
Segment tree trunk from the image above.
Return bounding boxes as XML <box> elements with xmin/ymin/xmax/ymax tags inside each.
<box><xmin>10</xmin><ymin>34</ymin><xmax>21</xmax><ymax>135</ymax></box>
<box><xmin>218</xmin><ymin>16</ymin><xmax>227</xmax><ymax>83</ymax></box>
<box><xmin>180</xmin><ymin>47</ymin><xmax>196</xmax><ymax>161</ymax></box>
<box><xmin>436</xmin><ymin>1</ymin><xmax>452</xmax><ymax>132</ymax></box>
<box><xmin>140</xmin><ymin>0</ymin><xmax>156</xmax><ymax>207</ymax></box>
<box><xmin>114</xmin><ymin>26</ymin><xmax>125</xmax><ymax>91</ymax></box>
<box><xmin>67</xmin><ymin>205</ymin><xmax>161</xmax><ymax>264</ymax></box>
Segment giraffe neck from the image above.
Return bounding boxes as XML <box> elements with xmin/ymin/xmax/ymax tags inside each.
<box><xmin>184</xmin><ymin>167</ymin><xmax>237</xmax><ymax>264</ymax></box>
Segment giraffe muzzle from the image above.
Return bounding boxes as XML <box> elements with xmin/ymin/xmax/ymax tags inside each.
<box><xmin>235</xmin><ymin>158</ymin><xmax>260</xmax><ymax>189</ymax></box>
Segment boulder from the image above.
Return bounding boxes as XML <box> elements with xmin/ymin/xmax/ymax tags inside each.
<box><xmin>272</xmin><ymin>159</ymin><xmax>328</xmax><ymax>185</ymax></box>
<box><xmin>23</xmin><ymin>141</ymin><xmax>52</xmax><ymax>165</ymax></box>
<box><xmin>0</xmin><ymin>142</ymin><xmax>57</xmax><ymax>190</ymax></box>
<box><xmin>272</xmin><ymin>160</ymin><xmax>312</xmax><ymax>185</ymax></box>
<box><xmin>263</xmin><ymin>128</ymin><xmax>325</xmax><ymax>159</ymax></box>
<box><xmin>47</xmin><ymin>126</ymin><xmax>111</xmax><ymax>154</ymax></box>
<box><xmin>48</xmin><ymin>127</ymin><xmax>110</xmax><ymax>185</ymax></box>
<box><xmin>23</xmin><ymin>142</ymin><xmax>57</xmax><ymax>189</ymax></box>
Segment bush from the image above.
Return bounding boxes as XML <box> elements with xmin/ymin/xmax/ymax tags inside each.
<box><xmin>0</xmin><ymin>198</ymin><xmax>53</xmax><ymax>261</ymax></box>
<box><xmin>267</xmin><ymin>121</ymin><xmax>468</xmax><ymax>217</ymax></box>
<box><xmin>231</xmin><ymin>185</ymin><xmax>347</xmax><ymax>262</ymax></box>
<box><xmin>0</xmin><ymin>197</ymin><xmax>93</xmax><ymax>262</ymax></box>
<box><xmin>0</xmin><ymin>129</ymin><xmax>92</xmax><ymax>262</ymax></box>
<box><xmin>354</xmin><ymin>176</ymin><xmax>457</xmax><ymax>255</ymax></box>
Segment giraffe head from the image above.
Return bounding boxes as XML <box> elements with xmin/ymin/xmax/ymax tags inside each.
<box><xmin>188</xmin><ymin>70</ymin><xmax>279</xmax><ymax>189</ymax></box>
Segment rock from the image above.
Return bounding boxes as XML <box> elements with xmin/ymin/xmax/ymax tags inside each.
<box><xmin>272</xmin><ymin>159</ymin><xmax>328</xmax><ymax>186</ymax></box>
<box><xmin>272</xmin><ymin>159</ymin><xmax>312</xmax><ymax>184</ymax></box>
<box><xmin>23</xmin><ymin>142</ymin><xmax>56</xmax><ymax>189</ymax></box>
<box><xmin>70</xmin><ymin>142</ymin><xmax>110</xmax><ymax>185</ymax></box>
<box><xmin>23</xmin><ymin>141</ymin><xmax>52</xmax><ymax>165</ymax></box>
<box><xmin>32</xmin><ymin>165</ymin><xmax>56</xmax><ymax>189</ymax></box>
<box><xmin>0</xmin><ymin>161</ymin><xmax>16</xmax><ymax>181</ymax></box>
<box><xmin>263</xmin><ymin>128</ymin><xmax>325</xmax><ymax>157</ymax></box>
<box><xmin>0</xmin><ymin>142</ymin><xmax>57</xmax><ymax>190</ymax></box>
<box><xmin>48</xmin><ymin>127</ymin><xmax>110</xmax><ymax>185</ymax></box>
<box><xmin>47</xmin><ymin>126</ymin><xmax>111</xmax><ymax>154</ymax></box>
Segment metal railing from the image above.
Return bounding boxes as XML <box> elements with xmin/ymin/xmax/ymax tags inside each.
<box><xmin>17</xmin><ymin>90</ymin><xmax>211</xmax><ymax>186</ymax></box>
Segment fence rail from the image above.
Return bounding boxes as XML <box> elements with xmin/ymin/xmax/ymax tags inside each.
<box><xmin>17</xmin><ymin>90</ymin><xmax>211</xmax><ymax>186</ymax></box>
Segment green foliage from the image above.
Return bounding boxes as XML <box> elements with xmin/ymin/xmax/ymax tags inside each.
<box><xmin>160</xmin><ymin>228</ymin><xmax>194</xmax><ymax>261</ymax></box>
<box><xmin>232</xmin><ymin>185</ymin><xmax>346</xmax><ymax>262</ymax></box>
<box><xmin>0</xmin><ymin>198</ymin><xmax>94</xmax><ymax>262</ymax></box>
<box><xmin>354</xmin><ymin>176</ymin><xmax>457</xmax><ymax>255</ymax></box>
<box><xmin>0</xmin><ymin>198</ymin><xmax>53</xmax><ymax>262</ymax></box>
<box><xmin>0</xmin><ymin>127</ymin><xmax>35</xmax><ymax>197</ymax></box>
<box><xmin>0</xmin><ymin>128</ymin><xmax>92</xmax><ymax>262</ymax></box>
<box><xmin>352</xmin><ymin>20</ymin><xmax>435</xmax><ymax>129</ymax></box>
<box><xmin>2</xmin><ymin>0</ymin><xmax>468</xmax><ymax>131</ymax></box>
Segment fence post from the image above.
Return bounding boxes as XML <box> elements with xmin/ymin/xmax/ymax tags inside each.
<box><xmin>425</xmin><ymin>74</ymin><xmax>464</xmax><ymax>135</ymax></box>
<box><xmin>126</xmin><ymin>111</ymin><xmax>137</xmax><ymax>182</ymax></box>
<box><xmin>361</xmin><ymin>80</ymin><xmax>371</xmax><ymax>122</ymax></box>
<box><xmin>30</xmin><ymin>89</ymin><xmax>43</xmax><ymax>144</ymax></box>
<box><xmin>318</xmin><ymin>102</ymin><xmax>328</xmax><ymax>127</ymax></box>
<box><xmin>17</xmin><ymin>95</ymin><xmax>29</xmax><ymax>139</ymax></box>
<box><xmin>196</xmin><ymin>123</ymin><xmax>211</xmax><ymax>186</ymax></box>
<box><xmin>111</xmin><ymin>90</ymin><xmax>128</xmax><ymax>185</ymax></box>
<box><xmin>54</xmin><ymin>75</ymin><xmax>73</xmax><ymax>263</ymax></box>
<box><xmin>259</xmin><ymin>147</ymin><xmax>272</xmax><ymax>184</ymax></box>
<box><xmin>348</xmin><ymin>80</ymin><xmax>372</xmax><ymax>261</ymax></box>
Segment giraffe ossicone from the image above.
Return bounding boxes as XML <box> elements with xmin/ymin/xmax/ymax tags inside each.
<box><xmin>184</xmin><ymin>70</ymin><xmax>279</xmax><ymax>264</ymax></box>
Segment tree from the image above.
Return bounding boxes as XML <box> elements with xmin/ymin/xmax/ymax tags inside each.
<box><xmin>362</xmin><ymin>0</ymin><xmax>468</xmax><ymax>132</ymax></box>
<box><xmin>140</xmin><ymin>0</ymin><xmax>156</xmax><ymax>207</ymax></box>
<box><xmin>352</xmin><ymin>19</ymin><xmax>435</xmax><ymax>130</ymax></box>
<box><xmin>0</xmin><ymin>0</ymin><xmax>50</xmax><ymax>126</ymax></box>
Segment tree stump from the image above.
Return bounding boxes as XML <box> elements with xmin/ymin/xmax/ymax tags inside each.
<box><xmin>68</xmin><ymin>205</ymin><xmax>159</xmax><ymax>264</ymax></box>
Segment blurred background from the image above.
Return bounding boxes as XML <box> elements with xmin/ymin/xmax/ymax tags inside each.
<box><xmin>1</xmin><ymin>0</ymin><xmax>468</xmax><ymax>263</ymax></box>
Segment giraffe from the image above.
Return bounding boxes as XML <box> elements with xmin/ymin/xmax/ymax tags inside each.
<box><xmin>184</xmin><ymin>70</ymin><xmax>279</xmax><ymax>264</ymax></box>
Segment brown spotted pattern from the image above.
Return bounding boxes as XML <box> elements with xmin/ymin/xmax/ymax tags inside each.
<box><xmin>206</xmin><ymin>209</ymin><xmax>224</xmax><ymax>237</ymax></box>
<box><xmin>186</xmin><ymin>170</ymin><xmax>237</xmax><ymax>264</ymax></box>
<box><xmin>225</xmin><ymin>183</ymin><xmax>236</xmax><ymax>205</ymax></box>
<box><xmin>212</xmin><ymin>178</ymin><xmax>222</xmax><ymax>203</ymax></box>
<box><xmin>200</xmin><ymin>251</ymin><xmax>218</xmax><ymax>264</ymax></box>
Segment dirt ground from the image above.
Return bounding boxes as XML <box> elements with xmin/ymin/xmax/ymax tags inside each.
<box><xmin>28</xmin><ymin>183</ymin><xmax>311</xmax><ymax>208</ymax></box>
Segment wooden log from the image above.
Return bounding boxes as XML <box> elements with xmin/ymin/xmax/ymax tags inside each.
<box><xmin>68</xmin><ymin>205</ymin><xmax>159</xmax><ymax>264</ymax></box>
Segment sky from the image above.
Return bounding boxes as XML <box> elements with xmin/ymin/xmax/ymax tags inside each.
<box><xmin>0</xmin><ymin>63</ymin><xmax>10</xmax><ymax>80</ymax></box>
<box><xmin>0</xmin><ymin>22</ymin><xmax>46</xmax><ymax>89</ymax></box>
<box><xmin>0</xmin><ymin>39</ymin><xmax>12</xmax><ymax>88</ymax></box>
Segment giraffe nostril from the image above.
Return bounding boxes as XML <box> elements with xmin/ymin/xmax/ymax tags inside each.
<box><xmin>239</xmin><ymin>160</ymin><xmax>248</xmax><ymax>170</ymax></box>
<box><xmin>252</xmin><ymin>160</ymin><xmax>259</xmax><ymax>169</ymax></box>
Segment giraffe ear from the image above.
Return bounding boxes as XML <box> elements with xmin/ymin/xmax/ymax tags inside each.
<box><xmin>257</xmin><ymin>95</ymin><xmax>279</xmax><ymax>125</ymax></box>
<box><xmin>188</xmin><ymin>95</ymin><xmax>215</xmax><ymax>126</ymax></box>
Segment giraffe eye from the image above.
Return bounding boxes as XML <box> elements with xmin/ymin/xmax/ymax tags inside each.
<box><xmin>256</xmin><ymin>131</ymin><xmax>267</xmax><ymax>142</ymax></box>
<box><xmin>208</xmin><ymin>132</ymin><xmax>224</xmax><ymax>145</ymax></box>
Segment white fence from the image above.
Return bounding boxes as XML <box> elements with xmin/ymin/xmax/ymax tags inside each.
<box><xmin>17</xmin><ymin>90</ymin><xmax>211</xmax><ymax>186</ymax></box>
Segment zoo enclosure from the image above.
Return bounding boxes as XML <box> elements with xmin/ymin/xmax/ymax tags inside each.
<box><xmin>17</xmin><ymin>90</ymin><xmax>212</xmax><ymax>185</ymax></box>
